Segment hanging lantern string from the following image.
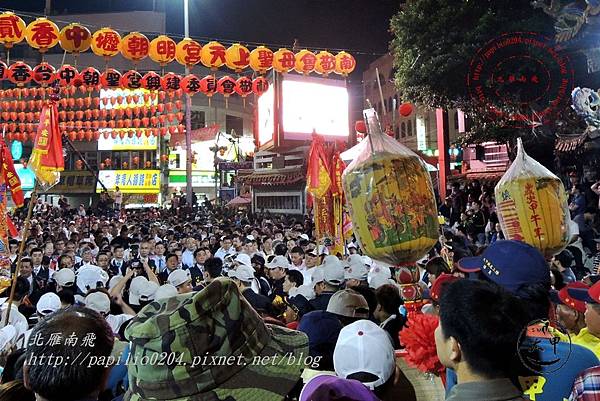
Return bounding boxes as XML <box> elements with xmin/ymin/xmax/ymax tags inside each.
<box><xmin>0</xmin><ymin>7</ymin><xmax>384</xmax><ymax>56</ymax></box>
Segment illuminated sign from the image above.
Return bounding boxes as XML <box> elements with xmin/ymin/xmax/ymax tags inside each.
<box><xmin>257</xmin><ymin>82</ymin><xmax>275</xmax><ymax>146</ymax></box>
<box><xmin>14</xmin><ymin>164</ymin><xmax>35</xmax><ymax>191</ymax></box>
<box><xmin>416</xmin><ymin>116</ymin><xmax>427</xmax><ymax>151</ymax></box>
<box><xmin>168</xmin><ymin>171</ymin><xmax>216</xmax><ymax>187</ymax></box>
<box><xmin>11</xmin><ymin>141</ymin><xmax>23</xmax><ymax>160</ymax></box>
<box><xmin>96</xmin><ymin>170</ymin><xmax>160</xmax><ymax>194</ymax></box>
<box><xmin>281</xmin><ymin>75</ymin><xmax>349</xmax><ymax>140</ymax></box>
<box><xmin>98</xmin><ymin>131</ymin><xmax>158</xmax><ymax>150</ymax></box>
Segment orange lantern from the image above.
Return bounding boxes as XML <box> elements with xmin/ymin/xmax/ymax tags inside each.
<box><xmin>149</xmin><ymin>34</ymin><xmax>176</xmax><ymax>65</ymax></box>
<box><xmin>25</xmin><ymin>17</ymin><xmax>59</xmax><ymax>52</ymax></box>
<box><xmin>145</xmin><ymin>161</ymin><xmax>152</xmax><ymax>168</ymax></box>
<box><xmin>57</xmin><ymin>64</ymin><xmax>79</xmax><ymax>87</ymax></box>
<box><xmin>7</xmin><ymin>62</ymin><xmax>32</xmax><ymax>86</ymax></box>
<box><xmin>141</xmin><ymin>71</ymin><xmax>162</xmax><ymax>91</ymax></box>
<box><xmin>225</xmin><ymin>43</ymin><xmax>250</xmax><ymax>73</ymax></box>
<box><xmin>0</xmin><ymin>12</ymin><xmax>26</xmax><ymax>49</ymax></box>
<box><xmin>294</xmin><ymin>49</ymin><xmax>316</xmax><ymax>75</ymax></box>
<box><xmin>315</xmin><ymin>50</ymin><xmax>336</xmax><ymax>76</ymax></box>
<box><xmin>181</xmin><ymin>74</ymin><xmax>201</xmax><ymax>95</ymax></box>
<box><xmin>84</xmin><ymin>130</ymin><xmax>93</xmax><ymax>141</ymax></box>
<box><xmin>161</xmin><ymin>154</ymin><xmax>168</xmax><ymax>162</ymax></box>
<box><xmin>100</xmin><ymin>68</ymin><xmax>121</xmax><ymax>89</ymax></box>
<box><xmin>80</xmin><ymin>66</ymin><xmax>100</xmax><ymax>90</ymax></box>
<box><xmin>235</xmin><ymin>76</ymin><xmax>253</xmax><ymax>98</ymax></box>
<box><xmin>252</xmin><ymin>77</ymin><xmax>269</xmax><ymax>96</ymax></box>
<box><xmin>59</xmin><ymin>23</ymin><xmax>92</xmax><ymax>53</ymax></box>
<box><xmin>68</xmin><ymin>131</ymin><xmax>77</xmax><ymax>142</ymax></box>
<box><xmin>199</xmin><ymin>75</ymin><xmax>217</xmax><ymax>97</ymax></box>
<box><xmin>334</xmin><ymin>51</ymin><xmax>356</xmax><ymax>76</ymax></box>
<box><xmin>161</xmin><ymin>72</ymin><xmax>182</xmax><ymax>92</ymax></box>
<box><xmin>249</xmin><ymin>46</ymin><xmax>273</xmax><ymax>75</ymax></box>
<box><xmin>175</xmin><ymin>37</ymin><xmax>202</xmax><ymax>67</ymax></box>
<box><xmin>122</xmin><ymin>161</ymin><xmax>128</xmax><ymax>169</ymax></box>
<box><xmin>104</xmin><ymin>158</ymin><xmax>112</xmax><ymax>167</ymax></box>
<box><xmin>132</xmin><ymin>156</ymin><xmax>140</xmax><ymax>165</ymax></box>
<box><xmin>217</xmin><ymin>76</ymin><xmax>236</xmax><ymax>98</ymax></box>
<box><xmin>91</xmin><ymin>27</ymin><xmax>121</xmax><ymax>59</ymax></box>
<box><xmin>120</xmin><ymin>32</ymin><xmax>149</xmax><ymax>62</ymax></box>
<box><xmin>200</xmin><ymin>41</ymin><xmax>226</xmax><ymax>70</ymax></box>
<box><xmin>32</xmin><ymin>62</ymin><xmax>56</xmax><ymax>86</ymax></box>
<box><xmin>272</xmin><ymin>48</ymin><xmax>296</xmax><ymax>73</ymax></box>
<box><xmin>121</xmin><ymin>70</ymin><xmax>143</xmax><ymax>90</ymax></box>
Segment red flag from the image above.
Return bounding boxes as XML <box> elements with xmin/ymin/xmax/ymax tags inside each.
<box><xmin>28</xmin><ymin>101</ymin><xmax>64</xmax><ymax>189</ymax></box>
<box><xmin>306</xmin><ymin>135</ymin><xmax>331</xmax><ymax>198</ymax></box>
<box><xmin>6</xmin><ymin>215</ymin><xmax>18</xmax><ymax>238</ymax></box>
<box><xmin>0</xmin><ymin>136</ymin><xmax>24</xmax><ymax>207</ymax></box>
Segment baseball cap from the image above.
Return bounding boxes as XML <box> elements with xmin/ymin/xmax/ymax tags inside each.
<box><xmin>569</xmin><ymin>281</ymin><xmax>600</xmax><ymax>304</ymax></box>
<box><xmin>76</xmin><ymin>265</ymin><xmax>109</xmax><ymax>294</ymax></box>
<box><xmin>168</xmin><ymin>269</ymin><xmax>192</xmax><ymax>287</ymax></box>
<box><xmin>299</xmin><ymin>234</ymin><xmax>310</xmax><ymax>241</ymax></box>
<box><xmin>369</xmin><ymin>275</ymin><xmax>395</xmax><ymax>289</ymax></box>
<box><xmin>347</xmin><ymin>243</ymin><xmax>357</xmax><ymax>250</ymax></box>
<box><xmin>300</xmin><ymin>375</ymin><xmax>379</xmax><ymax>401</ymax></box>
<box><xmin>321</xmin><ymin>256</ymin><xmax>345</xmax><ymax>285</ymax></box>
<box><xmin>228</xmin><ymin>265</ymin><xmax>256</xmax><ymax>282</ymax></box>
<box><xmin>344</xmin><ymin>255</ymin><xmax>368</xmax><ymax>281</ymax></box>
<box><xmin>289</xmin><ymin>284</ymin><xmax>316</xmax><ymax>300</ymax></box>
<box><xmin>326</xmin><ymin>289</ymin><xmax>369</xmax><ymax>319</ymax></box>
<box><xmin>155</xmin><ymin>284</ymin><xmax>179</xmax><ymax>301</ymax></box>
<box><xmin>124</xmin><ymin>278</ymin><xmax>308</xmax><ymax>401</ymax></box>
<box><xmin>129</xmin><ymin>276</ymin><xmax>159</xmax><ymax>306</ymax></box>
<box><xmin>85</xmin><ymin>292</ymin><xmax>111</xmax><ymax>314</ymax></box>
<box><xmin>266</xmin><ymin>255</ymin><xmax>291</xmax><ymax>270</ymax></box>
<box><xmin>430</xmin><ymin>274</ymin><xmax>460</xmax><ymax>303</ymax></box>
<box><xmin>36</xmin><ymin>293</ymin><xmax>62</xmax><ymax>316</ymax></box>
<box><xmin>333</xmin><ymin>320</ymin><xmax>396</xmax><ymax>389</ymax></box>
<box><xmin>235</xmin><ymin>253</ymin><xmax>252</xmax><ymax>268</ymax></box>
<box><xmin>361</xmin><ymin>256</ymin><xmax>373</xmax><ymax>267</ymax></box>
<box><xmin>457</xmin><ymin>240</ymin><xmax>550</xmax><ymax>293</ymax></box>
<box><xmin>53</xmin><ymin>268</ymin><xmax>75</xmax><ymax>287</ymax></box>
<box><xmin>550</xmin><ymin>282</ymin><xmax>588</xmax><ymax>313</ymax></box>
<box><xmin>298</xmin><ymin>310</ymin><xmax>342</xmax><ymax>360</ymax></box>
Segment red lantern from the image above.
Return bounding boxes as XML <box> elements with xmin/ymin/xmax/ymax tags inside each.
<box><xmin>136</xmin><ymin>129</ymin><xmax>143</xmax><ymax>138</ymax></box>
<box><xmin>68</xmin><ymin>131</ymin><xmax>77</xmax><ymax>141</ymax></box>
<box><xmin>355</xmin><ymin>120</ymin><xmax>367</xmax><ymax>134</ymax></box>
<box><xmin>235</xmin><ymin>76</ymin><xmax>253</xmax><ymax>98</ymax></box>
<box><xmin>199</xmin><ymin>75</ymin><xmax>217</xmax><ymax>97</ymax></box>
<box><xmin>161</xmin><ymin>72</ymin><xmax>182</xmax><ymax>92</ymax></box>
<box><xmin>121</xmin><ymin>70</ymin><xmax>143</xmax><ymax>90</ymax></box>
<box><xmin>0</xmin><ymin>61</ymin><xmax>7</xmax><ymax>80</ymax></box>
<box><xmin>217</xmin><ymin>76</ymin><xmax>236</xmax><ymax>98</ymax></box>
<box><xmin>180</xmin><ymin>74</ymin><xmax>201</xmax><ymax>95</ymax></box>
<box><xmin>80</xmin><ymin>66</ymin><xmax>101</xmax><ymax>91</ymax></box>
<box><xmin>32</xmin><ymin>62</ymin><xmax>56</xmax><ymax>86</ymax></box>
<box><xmin>145</xmin><ymin>161</ymin><xmax>152</xmax><ymax>168</ymax></box>
<box><xmin>85</xmin><ymin>130</ymin><xmax>93</xmax><ymax>141</ymax></box>
<box><xmin>161</xmin><ymin>154</ymin><xmax>168</xmax><ymax>162</ymax></box>
<box><xmin>104</xmin><ymin>158</ymin><xmax>112</xmax><ymax>167</ymax></box>
<box><xmin>252</xmin><ymin>77</ymin><xmax>269</xmax><ymax>96</ymax></box>
<box><xmin>75</xmin><ymin>159</ymin><xmax>84</xmax><ymax>170</ymax></box>
<box><xmin>7</xmin><ymin>62</ymin><xmax>33</xmax><ymax>86</ymax></box>
<box><xmin>57</xmin><ymin>64</ymin><xmax>79</xmax><ymax>87</ymax></box>
<box><xmin>399</xmin><ymin>103</ymin><xmax>413</xmax><ymax>117</ymax></box>
<box><xmin>100</xmin><ymin>68</ymin><xmax>122</xmax><ymax>89</ymax></box>
<box><xmin>6</xmin><ymin>132</ymin><xmax>13</xmax><ymax>141</ymax></box>
<box><xmin>141</xmin><ymin>71</ymin><xmax>162</xmax><ymax>91</ymax></box>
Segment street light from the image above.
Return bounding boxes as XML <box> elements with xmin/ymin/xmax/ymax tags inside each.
<box><xmin>183</xmin><ymin>0</ymin><xmax>193</xmax><ymax>206</ymax></box>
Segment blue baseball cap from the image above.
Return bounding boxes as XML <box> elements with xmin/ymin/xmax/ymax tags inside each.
<box><xmin>568</xmin><ymin>281</ymin><xmax>600</xmax><ymax>305</ymax></box>
<box><xmin>457</xmin><ymin>240</ymin><xmax>550</xmax><ymax>294</ymax></box>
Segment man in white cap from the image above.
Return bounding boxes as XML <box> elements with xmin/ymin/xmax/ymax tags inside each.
<box><xmin>52</xmin><ymin>268</ymin><xmax>75</xmax><ymax>293</ymax></box>
<box><xmin>155</xmin><ymin>284</ymin><xmax>178</xmax><ymax>301</ymax></box>
<box><xmin>127</xmin><ymin>276</ymin><xmax>160</xmax><ymax>313</ymax></box>
<box><xmin>85</xmin><ymin>290</ymin><xmax>134</xmax><ymax>334</ymax></box>
<box><xmin>75</xmin><ymin>265</ymin><xmax>109</xmax><ymax>303</ymax></box>
<box><xmin>266</xmin><ymin>255</ymin><xmax>290</xmax><ymax>298</ymax></box>
<box><xmin>23</xmin><ymin>293</ymin><xmax>62</xmax><ymax>347</ymax></box>
<box><xmin>310</xmin><ymin>255</ymin><xmax>345</xmax><ymax>311</ymax></box>
<box><xmin>229</xmin><ymin>265</ymin><xmax>274</xmax><ymax>316</ymax></box>
<box><xmin>168</xmin><ymin>269</ymin><xmax>194</xmax><ymax>294</ymax></box>
<box><xmin>344</xmin><ymin>255</ymin><xmax>377</xmax><ymax>315</ymax></box>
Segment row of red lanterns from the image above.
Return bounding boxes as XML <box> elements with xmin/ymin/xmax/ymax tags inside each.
<box><xmin>0</xmin><ymin>86</ymin><xmax>183</xmax><ymax>100</ymax></box>
<box><xmin>2</xmin><ymin>111</ymin><xmax>183</xmax><ymax>125</ymax></box>
<box><xmin>1</xmin><ymin>62</ymin><xmax>270</xmax><ymax>97</ymax></box>
<box><xmin>96</xmin><ymin>160</ymin><xmax>155</xmax><ymax>170</ymax></box>
<box><xmin>0</xmin><ymin>99</ymin><xmax>182</xmax><ymax>114</ymax></box>
<box><xmin>5</xmin><ymin>125</ymin><xmax>186</xmax><ymax>143</ymax></box>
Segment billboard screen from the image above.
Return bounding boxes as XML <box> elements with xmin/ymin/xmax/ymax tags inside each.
<box><xmin>257</xmin><ymin>82</ymin><xmax>275</xmax><ymax>147</ymax></box>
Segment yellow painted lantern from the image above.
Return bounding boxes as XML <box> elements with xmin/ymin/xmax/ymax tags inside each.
<box><xmin>272</xmin><ymin>48</ymin><xmax>296</xmax><ymax>74</ymax></box>
<box><xmin>149</xmin><ymin>34</ymin><xmax>176</xmax><ymax>66</ymax></box>
<box><xmin>200</xmin><ymin>41</ymin><xmax>226</xmax><ymax>70</ymax></box>
<box><xmin>175</xmin><ymin>37</ymin><xmax>202</xmax><ymax>67</ymax></box>
<box><xmin>294</xmin><ymin>49</ymin><xmax>317</xmax><ymax>75</ymax></box>
<box><xmin>120</xmin><ymin>32</ymin><xmax>150</xmax><ymax>62</ymax></box>
<box><xmin>25</xmin><ymin>17</ymin><xmax>59</xmax><ymax>52</ymax></box>
<box><xmin>249</xmin><ymin>46</ymin><xmax>273</xmax><ymax>75</ymax></box>
<box><xmin>59</xmin><ymin>23</ymin><xmax>92</xmax><ymax>53</ymax></box>
<box><xmin>91</xmin><ymin>27</ymin><xmax>121</xmax><ymax>59</ymax></box>
<box><xmin>0</xmin><ymin>12</ymin><xmax>26</xmax><ymax>49</ymax></box>
<box><xmin>225</xmin><ymin>43</ymin><xmax>250</xmax><ymax>72</ymax></box>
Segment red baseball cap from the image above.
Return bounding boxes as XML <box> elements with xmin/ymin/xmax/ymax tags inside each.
<box><xmin>551</xmin><ymin>282</ymin><xmax>588</xmax><ymax>313</ymax></box>
<box><xmin>569</xmin><ymin>281</ymin><xmax>600</xmax><ymax>305</ymax></box>
<box><xmin>430</xmin><ymin>274</ymin><xmax>460</xmax><ymax>303</ymax></box>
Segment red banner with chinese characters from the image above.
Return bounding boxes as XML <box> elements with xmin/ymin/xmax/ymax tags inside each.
<box><xmin>306</xmin><ymin>135</ymin><xmax>331</xmax><ymax>199</ymax></box>
<box><xmin>28</xmin><ymin>101</ymin><xmax>63</xmax><ymax>189</ymax></box>
<box><xmin>330</xmin><ymin>151</ymin><xmax>346</xmax><ymax>255</ymax></box>
<box><xmin>0</xmin><ymin>136</ymin><xmax>24</xmax><ymax>207</ymax></box>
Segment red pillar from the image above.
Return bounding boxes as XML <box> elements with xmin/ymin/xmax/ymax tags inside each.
<box><xmin>436</xmin><ymin>108</ymin><xmax>450</xmax><ymax>200</ymax></box>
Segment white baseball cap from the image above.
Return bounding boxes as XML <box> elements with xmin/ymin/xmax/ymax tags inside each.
<box><xmin>289</xmin><ymin>284</ymin><xmax>316</xmax><ymax>300</ymax></box>
<box><xmin>108</xmin><ymin>275</ymin><xmax>123</xmax><ymax>290</ymax></box>
<box><xmin>155</xmin><ymin>284</ymin><xmax>179</xmax><ymax>301</ymax></box>
<box><xmin>129</xmin><ymin>276</ymin><xmax>159</xmax><ymax>305</ymax></box>
<box><xmin>266</xmin><ymin>255</ymin><xmax>291</xmax><ymax>270</ymax></box>
<box><xmin>76</xmin><ymin>265</ymin><xmax>109</xmax><ymax>294</ymax></box>
<box><xmin>37</xmin><ymin>293</ymin><xmax>62</xmax><ymax>316</ymax></box>
<box><xmin>369</xmin><ymin>275</ymin><xmax>395</xmax><ymax>290</ymax></box>
<box><xmin>85</xmin><ymin>292</ymin><xmax>111</xmax><ymax>314</ymax></box>
<box><xmin>299</xmin><ymin>234</ymin><xmax>310</xmax><ymax>241</ymax></box>
<box><xmin>326</xmin><ymin>289</ymin><xmax>369</xmax><ymax>318</ymax></box>
<box><xmin>168</xmin><ymin>269</ymin><xmax>192</xmax><ymax>287</ymax></box>
<box><xmin>53</xmin><ymin>268</ymin><xmax>75</xmax><ymax>287</ymax></box>
<box><xmin>333</xmin><ymin>320</ymin><xmax>396</xmax><ymax>389</ymax></box>
<box><xmin>321</xmin><ymin>256</ymin><xmax>345</xmax><ymax>285</ymax></box>
<box><xmin>311</xmin><ymin>267</ymin><xmax>325</xmax><ymax>286</ymax></box>
<box><xmin>362</xmin><ymin>256</ymin><xmax>373</xmax><ymax>267</ymax></box>
<box><xmin>344</xmin><ymin>255</ymin><xmax>368</xmax><ymax>281</ymax></box>
<box><xmin>228</xmin><ymin>265</ymin><xmax>255</xmax><ymax>282</ymax></box>
<box><xmin>234</xmin><ymin>253</ymin><xmax>253</xmax><ymax>268</ymax></box>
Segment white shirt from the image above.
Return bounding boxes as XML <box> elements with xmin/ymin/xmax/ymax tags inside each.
<box><xmin>182</xmin><ymin>249</ymin><xmax>195</xmax><ymax>268</ymax></box>
<box><xmin>152</xmin><ymin>255</ymin><xmax>167</xmax><ymax>272</ymax></box>
<box><xmin>290</xmin><ymin>262</ymin><xmax>307</xmax><ymax>272</ymax></box>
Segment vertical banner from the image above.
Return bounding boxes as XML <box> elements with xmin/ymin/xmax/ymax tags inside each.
<box><xmin>330</xmin><ymin>151</ymin><xmax>346</xmax><ymax>256</ymax></box>
<box><xmin>306</xmin><ymin>135</ymin><xmax>333</xmax><ymax>246</ymax></box>
<box><xmin>28</xmin><ymin>101</ymin><xmax>64</xmax><ymax>190</ymax></box>
<box><xmin>0</xmin><ymin>147</ymin><xmax>12</xmax><ymax>288</ymax></box>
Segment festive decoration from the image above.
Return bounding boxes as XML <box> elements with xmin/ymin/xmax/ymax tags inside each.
<box><xmin>225</xmin><ymin>43</ymin><xmax>250</xmax><ymax>72</ymax></box>
<box><xmin>199</xmin><ymin>75</ymin><xmax>217</xmax><ymax>97</ymax></box>
<box><xmin>272</xmin><ymin>48</ymin><xmax>296</xmax><ymax>73</ymax></box>
<box><xmin>29</xmin><ymin>99</ymin><xmax>64</xmax><ymax>190</ymax></box>
<box><xmin>0</xmin><ymin>61</ymin><xmax>7</xmax><ymax>80</ymax></box>
<box><xmin>7</xmin><ymin>62</ymin><xmax>32</xmax><ymax>86</ymax></box>
<box><xmin>217</xmin><ymin>76</ymin><xmax>236</xmax><ymax>97</ymax></box>
<box><xmin>161</xmin><ymin>72</ymin><xmax>182</xmax><ymax>92</ymax></box>
<box><xmin>141</xmin><ymin>71</ymin><xmax>162</xmax><ymax>91</ymax></box>
<box><xmin>58</xmin><ymin>23</ymin><xmax>91</xmax><ymax>53</ymax></box>
<box><xmin>181</xmin><ymin>74</ymin><xmax>201</xmax><ymax>95</ymax></box>
<box><xmin>294</xmin><ymin>49</ymin><xmax>317</xmax><ymax>75</ymax></box>
<box><xmin>80</xmin><ymin>66</ymin><xmax>101</xmax><ymax>90</ymax></box>
<box><xmin>120</xmin><ymin>70</ymin><xmax>143</xmax><ymax>90</ymax></box>
<box><xmin>399</xmin><ymin>102</ymin><xmax>414</xmax><ymax>117</ymax></box>
<box><xmin>235</xmin><ymin>76</ymin><xmax>253</xmax><ymax>97</ymax></box>
<box><xmin>355</xmin><ymin>120</ymin><xmax>367</xmax><ymax>134</ymax></box>
<box><xmin>201</xmin><ymin>41</ymin><xmax>227</xmax><ymax>70</ymax></box>
<box><xmin>32</xmin><ymin>62</ymin><xmax>56</xmax><ymax>86</ymax></box>
<box><xmin>400</xmin><ymin>314</ymin><xmax>444</xmax><ymax>375</ymax></box>
<box><xmin>120</xmin><ymin>32</ymin><xmax>149</xmax><ymax>62</ymax></box>
<box><xmin>91</xmin><ymin>27</ymin><xmax>120</xmax><ymax>59</ymax></box>
<box><xmin>315</xmin><ymin>51</ymin><xmax>336</xmax><ymax>76</ymax></box>
<box><xmin>175</xmin><ymin>37</ymin><xmax>202</xmax><ymax>67</ymax></box>
<box><xmin>252</xmin><ymin>77</ymin><xmax>269</xmax><ymax>96</ymax></box>
<box><xmin>149</xmin><ymin>34</ymin><xmax>176</xmax><ymax>66</ymax></box>
<box><xmin>100</xmin><ymin>68</ymin><xmax>121</xmax><ymax>89</ymax></box>
<box><xmin>0</xmin><ymin>135</ymin><xmax>24</xmax><ymax>207</ymax></box>
<box><xmin>249</xmin><ymin>45</ymin><xmax>273</xmax><ymax>75</ymax></box>
<box><xmin>25</xmin><ymin>17</ymin><xmax>59</xmax><ymax>52</ymax></box>
<box><xmin>0</xmin><ymin>12</ymin><xmax>26</xmax><ymax>49</ymax></box>
<box><xmin>335</xmin><ymin>51</ymin><xmax>356</xmax><ymax>76</ymax></box>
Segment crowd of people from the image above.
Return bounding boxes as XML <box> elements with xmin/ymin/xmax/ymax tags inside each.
<box><xmin>0</xmin><ymin>177</ymin><xmax>598</xmax><ymax>401</ymax></box>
